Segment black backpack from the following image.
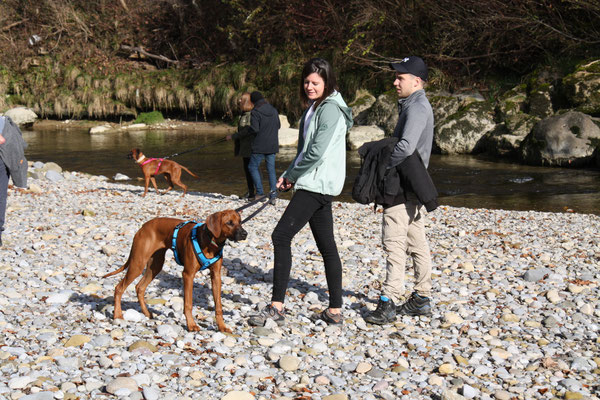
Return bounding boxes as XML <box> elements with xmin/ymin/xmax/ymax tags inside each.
<box><xmin>351</xmin><ymin>137</ymin><xmax>399</xmax><ymax>206</ymax></box>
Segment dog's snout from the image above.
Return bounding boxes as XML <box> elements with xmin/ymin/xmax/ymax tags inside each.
<box><xmin>234</xmin><ymin>226</ymin><xmax>248</xmax><ymax>241</ymax></box>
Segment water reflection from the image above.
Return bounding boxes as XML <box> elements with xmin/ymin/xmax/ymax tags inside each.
<box><xmin>22</xmin><ymin>128</ymin><xmax>600</xmax><ymax>215</ymax></box>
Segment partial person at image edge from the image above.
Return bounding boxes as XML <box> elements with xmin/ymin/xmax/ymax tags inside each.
<box><xmin>0</xmin><ymin>116</ymin><xmax>28</xmax><ymax>247</ymax></box>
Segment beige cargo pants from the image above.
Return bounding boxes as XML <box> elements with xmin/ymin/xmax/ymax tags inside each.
<box><xmin>381</xmin><ymin>201</ymin><xmax>433</xmax><ymax>302</ymax></box>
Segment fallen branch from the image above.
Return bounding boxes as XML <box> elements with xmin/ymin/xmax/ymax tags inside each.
<box><xmin>120</xmin><ymin>44</ymin><xmax>179</xmax><ymax>64</ymax></box>
<box><xmin>1</xmin><ymin>19</ymin><xmax>28</xmax><ymax>32</ymax></box>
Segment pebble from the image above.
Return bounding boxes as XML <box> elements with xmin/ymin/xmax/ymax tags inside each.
<box><xmin>105</xmin><ymin>377</ymin><xmax>138</xmax><ymax>394</ymax></box>
<box><xmin>279</xmin><ymin>355</ymin><xmax>300</xmax><ymax>371</ymax></box>
<box><xmin>222</xmin><ymin>391</ymin><xmax>255</xmax><ymax>400</ymax></box>
<box><xmin>0</xmin><ymin>163</ymin><xmax>597</xmax><ymax>400</ymax></box>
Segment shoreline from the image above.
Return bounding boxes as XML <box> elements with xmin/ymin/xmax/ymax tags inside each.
<box><xmin>32</xmin><ymin>118</ymin><xmax>237</xmax><ymax>134</ymax></box>
<box><xmin>0</xmin><ymin>163</ymin><xmax>599</xmax><ymax>399</ymax></box>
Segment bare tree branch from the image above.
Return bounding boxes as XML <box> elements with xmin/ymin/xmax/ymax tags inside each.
<box><xmin>120</xmin><ymin>44</ymin><xmax>179</xmax><ymax>64</ymax></box>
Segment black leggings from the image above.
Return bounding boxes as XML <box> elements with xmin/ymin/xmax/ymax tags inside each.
<box><xmin>271</xmin><ymin>189</ymin><xmax>343</xmax><ymax>308</ymax></box>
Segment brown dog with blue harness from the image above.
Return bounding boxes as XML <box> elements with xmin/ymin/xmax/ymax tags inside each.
<box><xmin>103</xmin><ymin>209</ymin><xmax>247</xmax><ymax>332</ymax></box>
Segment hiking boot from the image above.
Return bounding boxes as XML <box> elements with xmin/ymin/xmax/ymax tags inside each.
<box><xmin>248</xmin><ymin>304</ymin><xmax>285</xmax><ymax>326</ymax></box>
<box><xmin>396</xmin><ymin>292</ymin><xmax>432</xmax><ymax>316</ymax></box>
<box><xmin>313</xmin><ymin>308</ymin><xmax>343</xmax><ymax>325</ymax></box>
<box><xmin>364</xmin><ymin>297</ymin><xmax>396</xmax><ymax>325</ymax></box>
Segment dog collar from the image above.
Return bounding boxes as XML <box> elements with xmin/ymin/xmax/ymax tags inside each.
<box><xmin>136</xmin><ymin>154</ymin><xmax>146</xmax><ymax>163</ymax></box>
<box><xmin>171</xmin><ymin>220</ymin><xmax>223</xmax><ymax>269</ymax></box>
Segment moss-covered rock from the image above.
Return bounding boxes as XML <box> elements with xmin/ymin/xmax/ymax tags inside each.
<box><xmin>528</xmin><ymin>83</ymin><xmax>554</xmax><ymax>118</ymax></box>
<box><xmin>430</xmin><ymin>92</ymin><xmax>462</xmax><ymax>128</ymax></box>
<box><xmin>496</xmin><ymin>84</ymin><xmax>528</xmax><ymax>121</ymax></box>
<box><xmin>434</xmin><ymin>101</ymin><xmax>496</xmax><ymax>154</ymax></box>
<box><xmin>349</xmin><ymin>89</ymin><xmax>376</xmax><ymax>125</ymax></box>
<box><xmin>519</xmin><ymin>111</ymin><xmax>600</xmax><ymax>166</ymax></box>
<box><xmin>365</xmin><ymin>90</ymin><xmax>399</xmax><ymax>136</ymax></box>
<box><xmin>481</xmin><ymin>112</ymin><xmax>539</xmax><ymax>157</ymax></box>
<box><xmin>562</xmin><ymin>59</ymin><xmax>600</xmax><ymax>115</ymax></box>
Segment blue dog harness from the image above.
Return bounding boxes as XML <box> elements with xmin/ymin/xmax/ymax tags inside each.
<box><xmin>171</xmin><ymin>221</ymin><xmax>223</xmax><ymax>269</ymax></box>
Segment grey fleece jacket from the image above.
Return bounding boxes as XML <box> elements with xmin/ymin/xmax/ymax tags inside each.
<box><xmin>0</xmin><ymin>116</ymin><xmax>28</xmax><ymax>188</ymax></box>
<box><xmin>388</xmin><ymin>89</ymin><xmax>434</xmax><ymax>168</ymax></box>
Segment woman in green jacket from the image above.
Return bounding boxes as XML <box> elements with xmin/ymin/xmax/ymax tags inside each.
<box><xmin>249</xmin><ymin>58</ymin><xmax>353</xmax><ymax>326</ymax></box>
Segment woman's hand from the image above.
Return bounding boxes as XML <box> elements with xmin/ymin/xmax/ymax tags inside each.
<box><xmin>0</xmin><ymin>135</ymin><xmax>4</xmax><ymax>145</ymax></box>
<box><xmin>276</xmin><ymin>177</ymin><xmax>294</xmax><ymax>192</ymax></box>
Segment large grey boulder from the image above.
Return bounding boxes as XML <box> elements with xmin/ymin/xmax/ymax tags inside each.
<box><xmin>482</xmin><ymin>114</ymin><xmax>539</xmax><ymax>157</ymax></box>
<box><xmin>519</xmin><ymin>111</ymin><xmax>600</xmax><ymax>167</ymax></box>
<box><xmin>278</xmin><ymin>115</ymin><xmax>298</xmax><ymax>147</ymax></box>
<box><xmin>526</xmin><ymin>68</ymin><xmax>561</xmax><ymax>118</ymax></box>
<box><xmin>562</xmin><ymin>59</ymin><xmax>600</xmax><ymax>115</ymax></box>
<box><xmin>349</xmin><ymin>89</ymin><xmax>376</xmax><ymax>125</ymax></box>
<box><xmin>496</xmin><ymin>84</ymin><xmax>528</xmax><ymax>120</ymax></box>
<box><xmin>347</xmin><ymin>125</ymin><xmax>385</xmax><ymax>150</ymax></box>
<box><xmin>365</xmin><ymin>91</ymin><xmax>398</xmax><ymax>136</ymax></box>
<box><xmin>4</xmin><ymin>107</ymin><xmax>38</xmax><ymax>126</ymax></box>
<box><xmin>430</xmin><ymin>92</ymin><xmax>462</xmax><ymax>128</ymax></box>
<box><xmin>434</xmin><ymin>101</ymin><xmax>496</xmax><ymax>154</ymax></box>
<box><xmin>482</xmin><ymin>85</ymin><xmax>539</xmax><ymax>156</ymax></box>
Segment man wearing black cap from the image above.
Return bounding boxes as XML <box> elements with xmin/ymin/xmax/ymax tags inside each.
<box><xmin>364</xmin><ymin>56</ymin><xmax>435</xmax><ymax>325</ymax></box>
<box><xmin>248</xmin><ymin>91</ymin><xmax>280</xmax><ymax>203</ymax></box>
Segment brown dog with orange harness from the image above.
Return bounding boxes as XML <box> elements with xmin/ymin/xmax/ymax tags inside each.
<box><xmin>128</xmin><ymin>148</ymin><xmax>199</xmax><ymax>197</ymax></box>
<box><xmin>103</xmin><ymin>209</ymin><xmax>247</xmax><ymax>332</ymax></box>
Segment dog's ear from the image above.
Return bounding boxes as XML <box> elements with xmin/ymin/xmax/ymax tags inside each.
<box><xmin>205</xmin><ymin>212</ymin><xmax>222</xmax><ymax>239</ymax></box>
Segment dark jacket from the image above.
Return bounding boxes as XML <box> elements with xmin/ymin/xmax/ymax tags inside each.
<box><xmin>355</xmin><ymin>137</ymin><xmax>438</xmax><ymax>211</ymax></box>
<box><xmin>249</xmin><ymin>99</ymin><xmax>280</xmax><ymax>154</ymax></box>
<box><xmin>232</xmin><ymin>111</ymin><xmax>253</xmax><ymax>158</ymax></box>
<box><xmin>0</xmin><ymin>116</ymin><xmax>28</xmax><ymax>188</ymax></box>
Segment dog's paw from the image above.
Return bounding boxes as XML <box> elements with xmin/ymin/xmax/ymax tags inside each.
<box><xmin>218</xmin><ymin>325</ymin><xmax>232</xmax><ymax>333</ymax></box>
<box><xmin>187</xmin><ymin>323</ymin><xmax>201</xmax><ymax>332</ymax></box>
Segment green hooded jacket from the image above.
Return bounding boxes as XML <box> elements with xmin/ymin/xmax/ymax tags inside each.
<box><xmin>283</xmin><ymin>91</ymin><xmax>353</xmax><ymax>196</ymax></box>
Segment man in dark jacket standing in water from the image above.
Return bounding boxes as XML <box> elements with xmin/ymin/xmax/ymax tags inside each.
<box><xmin>248</xmin><ymin>91</ymin><xmax>280</xmax><ymax>204</ymax></box>
<box><xmin>364</xmin><ymin>56</ymin><xmax>436</xmax><ymax>325</ymax></box>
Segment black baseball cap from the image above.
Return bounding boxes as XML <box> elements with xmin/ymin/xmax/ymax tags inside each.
<box><xmin>390</xmin><ymin>56</ymin><xmax>428</xmax><ymax>81</ymax></box>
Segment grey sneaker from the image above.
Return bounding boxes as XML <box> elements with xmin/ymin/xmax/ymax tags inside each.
<box><xmin>248</xmin><ymin>304</ymin><xmax>285</xmax><ymax>326</ymax></box>
<box><xmin>396</xmin><ymin>292</ymin><xmax>432</xmax><ymax>316</ymax></box>
<box><xmin>364</xmin><ymin>297</ymin><xmax>396</xmax><ymax>325</ymax></box>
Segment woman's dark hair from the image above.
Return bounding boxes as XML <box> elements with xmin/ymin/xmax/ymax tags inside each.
<box><xmin>299</xmin><ymin>58</ymin><xmax>338</xmax><ymax>107</ymax></box>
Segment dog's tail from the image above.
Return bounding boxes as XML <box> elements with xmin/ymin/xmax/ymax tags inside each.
<box><xmin>181</xmin><ymin>166</ymin><xmax>200</xmax><ymax>179</ymax></box>
<box><xmin>103</xmin><ymin>261</ymin><xmax>129</xmax><ymax>278</ymax></box>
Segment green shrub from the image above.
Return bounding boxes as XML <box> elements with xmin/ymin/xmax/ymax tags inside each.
<box><xmin>134</xmin><ymin>111</ymin><xmax>165</xmax><ymax>125</ymax></box>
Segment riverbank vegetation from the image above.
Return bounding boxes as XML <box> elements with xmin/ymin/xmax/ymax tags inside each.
<box><xmin>0</xmin><ymin>0</ymin><xmax>599</xmax><ymax>122</ymax></box>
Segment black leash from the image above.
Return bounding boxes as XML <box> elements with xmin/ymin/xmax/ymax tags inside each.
<box><xmin>163</xmin><ymin>136</ymin><xmax>228</xmax><ymax>159</ymax></box>
<box><xmin>236</xmin><ymin>190</ymin><xmax>278</xmax><ymax>224</ymax></box>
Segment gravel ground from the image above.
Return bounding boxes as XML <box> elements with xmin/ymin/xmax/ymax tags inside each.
<box><xmin>0</xmin><ymin>162</ymin><xmax>599</xmax><ymax>400</ymax></box>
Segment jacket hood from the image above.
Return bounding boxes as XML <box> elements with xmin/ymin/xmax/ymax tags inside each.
<box><xmin>253</xmin><ymin>99</ymin><xmax>278</xmax><ymax>117</ymax></box>
<box><xmin>321</xmin><ymin>91</ymin><xmax>353</xmax><ymax>130</ymax></box>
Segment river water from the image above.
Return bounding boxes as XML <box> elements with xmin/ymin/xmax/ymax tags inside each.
<box><xmin>22</xmin><ymin>128</ymin><xmax>600</xmax><ymax>215</ymax></box>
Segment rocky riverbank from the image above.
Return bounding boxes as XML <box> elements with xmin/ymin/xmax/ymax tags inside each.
<box><xmin>1</xmin><ymin>162</ymin><xmax>599</xmax><ymax>400</ymax></box>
